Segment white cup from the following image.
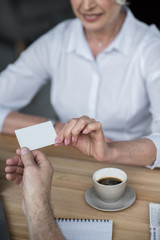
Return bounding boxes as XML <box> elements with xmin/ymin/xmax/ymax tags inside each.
<box><xmin>93</xmin><ymin>168</ymin><xmax>127</xmax><ymax>202</ymax></box>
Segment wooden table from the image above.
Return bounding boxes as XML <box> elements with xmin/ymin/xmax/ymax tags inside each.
<box><xmin>0</xmin><ymin>134</ymin><xmax>160</xmax><ymax>240</ymax></box>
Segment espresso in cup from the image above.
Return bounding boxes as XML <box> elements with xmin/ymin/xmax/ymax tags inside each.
<box><xmin>93</xmin><ymin>168</ymin><xmax>127</xmax><ymax>202</ymax></box>
<box><xmin>97</xmin><ymin>177</ymin><xmax>122</xmax><ymax>185</ymax></box>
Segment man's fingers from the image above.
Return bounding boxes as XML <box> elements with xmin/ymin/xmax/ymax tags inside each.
<box><xmin>5</xmin><ymin>166</ymin><xmax>24</xmax><ymax>175</ymax></box>
<box><xmin>6</xmin><ymin>155</ymin><xmax>24</xmax><ymax>167</ymax></box>
<box><xmin>16</xmin><ymin>148</ymin><xmax>21</xmax><ymax>155</ymax></box>
<box><xmin>6</xmin><ymin>173</ymin><xmax>22</xmax><ymax>185</ymax></box>
<box><xmin>20</xmin><ymin>148</ymin><xmax>52</xmax><ymax>173</ymax></box>
<box><xmin>20</xmin><ymin>147</ymin><xmax>36</xmax><ymax>167</ymax></box>
<box><xmin>31</xmin><ymin>150</ymin><xmax>50</xmax><ymax>167</ymax></box>
<box><xmin>31</xmin><ymin>150</ymin><xmax>54</xmax><ymax>176</ymax></box>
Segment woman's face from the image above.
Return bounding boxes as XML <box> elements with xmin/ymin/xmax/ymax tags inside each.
<box><xmin>70</xmin><ymin>0</ymin><xmax>122</xmax><ymax>33</ymax></box>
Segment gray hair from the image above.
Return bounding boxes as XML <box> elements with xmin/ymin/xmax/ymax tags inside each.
<box><xmin>115</xmin><ymin>0</ymin><xmax>128</xmax><ymax>5</ymax></box>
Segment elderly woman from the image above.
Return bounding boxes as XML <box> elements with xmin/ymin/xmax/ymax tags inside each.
<box><xmin>1</xmin><ymin>0</ymin><xmax>160</xmax><ymax>168</ymax></box>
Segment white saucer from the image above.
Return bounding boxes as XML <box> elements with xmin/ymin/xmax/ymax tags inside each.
<box><xmin>85</xmin><ymin>186</ymin><xmax>136</xmax><ymax>212</ymax></box>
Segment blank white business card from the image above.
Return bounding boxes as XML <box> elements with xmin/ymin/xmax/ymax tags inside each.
<box><xmin>15</xmin><ymin>121</ymin><xmax>57</xmax><ymax>150</ymax></box>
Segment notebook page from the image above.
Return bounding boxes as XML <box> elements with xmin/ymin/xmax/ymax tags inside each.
<box><xmin>56</xmin><ymin>219</ymin><xmax>113</xmax><ymax>240</ymax></box>
<box><xmin>149</xmin><ymin>203</ymin><xmax>160</xmax><ymax>240</ymax></box>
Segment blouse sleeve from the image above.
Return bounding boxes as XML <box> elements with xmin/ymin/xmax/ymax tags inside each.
<box><xmin>141</xmin><ymin>25</ymin><xmax>160</xmax><ymax>169</ymax></box>
<box><xmin>0</xmin><ymin>30</ymin><xmax>53</xmax><ymax>132</ymax></box>
<box><xmin>145</xmin><ymin>134</ymin><xmax>160</xmax><ymax>169</ymax></box>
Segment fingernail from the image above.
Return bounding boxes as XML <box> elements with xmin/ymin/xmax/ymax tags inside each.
<box><xmin>55</xmin><ymin>137</ymin><xmax>62</xmax><ymax>143</ymax></box>
<box><xmin>83</xmin><ymin>129</ymin><xmax>87</xmax><ymax>134</ymax></box>
<box><xmin>55</xmin><ymin>138</ymin><xmax>59</xmax><ymax>143</ymax></box>
<box><xmin>64</xmin><ymin>139</ymin><xmax>68</xmax><ymax>146</ymax></box>
<box><xmin>21</xmin><ymin>147</ymin><xmax>30</xmax><ymax>155</ymax></box>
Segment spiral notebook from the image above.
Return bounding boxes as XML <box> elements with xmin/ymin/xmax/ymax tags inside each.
<box><xmin>56</xmin><ymin>218</ymin><xmax>113</xmax><ymax>240</ymax></box>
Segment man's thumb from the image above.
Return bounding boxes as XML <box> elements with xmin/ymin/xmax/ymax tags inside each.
<box><xmin>20</xmin><ymin>147</ymin><xmax>35</xmax><ymax>167</ymax></box>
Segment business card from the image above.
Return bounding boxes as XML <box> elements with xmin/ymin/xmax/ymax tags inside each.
<box><xmin>15</xmin><ymin>121</ymin><xmax>57</xmax><ymax>150</ymax></box>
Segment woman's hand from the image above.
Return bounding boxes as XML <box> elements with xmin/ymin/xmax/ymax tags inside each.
<box><xmin>54</xmin><ymin>122</ymin><xmax>65</xmax><ymax>134</ymax></box>
<box><xmin>55</xmin><ymin>116</ymin><xmax>110</xmax><ymax>161</ymax></box>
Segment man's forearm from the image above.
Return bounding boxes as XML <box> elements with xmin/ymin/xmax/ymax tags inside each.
<box><xmin>2</xmin><ymin>111</ymin><xmax>47</xmax><ymax>135</ymax></box>
<box><xmin>106</xmin><ymin>138</ymin><xmax>156</xmax><ymax>166</ymax></box>
<box><xmin>25</xmin><ymin>198</ymin><xmax>65</xmax><ymax>240</ymax></box>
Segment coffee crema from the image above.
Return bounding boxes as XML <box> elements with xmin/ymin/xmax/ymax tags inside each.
<box><xmin>97</xmin><ymin>177</ymin><xmax>122</xmax><ymax>185</ymax></box>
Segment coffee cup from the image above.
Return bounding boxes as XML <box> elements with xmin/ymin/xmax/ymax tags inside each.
<box><xmin>93</xmin><ymin>168</ymin><xmax>127</xmax><ymax>202</ymax></box>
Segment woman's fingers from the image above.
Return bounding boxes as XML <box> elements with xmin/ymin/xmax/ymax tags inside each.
<box><xmin>82</xmin><ymin>121</ymin><xmax>102</xmax><ymax>134</ymax></box>
<box><xmin>55</xmin><ymin>118</ymin><xmax>78</xmax><ymax>145</ymax></box>
<box><xmin>55</xmin><ymin>117</ymin><xmax>89</xmax><ymax>145</ymax></box>
<box><xmin>63</xmin><ymin>118</ymin><xmax>79</xmax><ymax>145</ymax></box>
<box><xmin>104</xmin><ymin>137</ymin><xmax>112</xmax><ymax>143</ymax></box>
<box><xmin>55</xmin><ymin>116</ymin><xmax>103</xmax><ymax>145</ymax></box>
<box><xmin>71</xmin><ymin>116</ymin><xmax>92</xmax><ymax>135</ymax></box>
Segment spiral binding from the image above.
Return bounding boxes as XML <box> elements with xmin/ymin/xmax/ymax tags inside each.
<box><xmin>56</xmin><ymin>218</ymin><xmax>110</xmax><ymax>222</ymax></box>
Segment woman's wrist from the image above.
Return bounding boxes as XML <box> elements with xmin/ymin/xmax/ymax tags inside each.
<box><xmin>102</xmin><ymin>142</ymin><xmax>119</xmax><ymax>163</ymax></box>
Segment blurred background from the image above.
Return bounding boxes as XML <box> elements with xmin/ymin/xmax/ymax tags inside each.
<box><xmin>0</xmin><ymin>0</ymin><xmax>159</xmax><ymax>119</ymax></box>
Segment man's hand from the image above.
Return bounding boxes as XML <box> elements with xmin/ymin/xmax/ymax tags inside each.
<box><xmin>5</xmin><ymin>147</ymin><xmax>53</xmax><ymax>214</ymax></box>
<box><xmin>5</xmin><ymin>148</ymin><xmax>65</xmax><ymax>240</ymax></box>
